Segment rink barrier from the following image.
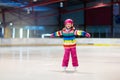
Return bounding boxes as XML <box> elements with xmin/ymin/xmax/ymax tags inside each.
<box><xmin>0</xmin><ymin>38</ymin><xmax>120</xmax><ymax>47</ymax></box>
<box><xmin>0</xmin><ymin>44</ymin><xmax>120</xmax><ymax>47</ymax></box>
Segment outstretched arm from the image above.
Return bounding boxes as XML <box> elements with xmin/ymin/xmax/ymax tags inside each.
<box><xmin>74</xmin><ymin>30</ymin><xmax>90</xmax><ymax>38</ymax></box>
<box><xmin>51</xmin><ymin>30</ymin><xmax>62</xmax><ymax>38</ymax></box>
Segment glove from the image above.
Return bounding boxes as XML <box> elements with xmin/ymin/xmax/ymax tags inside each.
<box><xmin>85</xmin><ymin>33</ymin><xmax>90</xmax><ymax>38</ymax></box>
<box><xmin>50</xmin><ymin>33</ymin><xmax>54</xmax><ymax>38</ymax></box>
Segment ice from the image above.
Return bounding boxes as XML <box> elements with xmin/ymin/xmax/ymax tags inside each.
<box><xmin>0</xmin><ymin>46</ymin><xmax>120</xmax><ymax>80</ymax></box>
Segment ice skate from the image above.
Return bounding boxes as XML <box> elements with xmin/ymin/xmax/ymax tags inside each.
<box><xmin>73</xmin><ymin>67</ymin><xmax>77</xmax><ymax>72</ymax></box>
<box><xmin>63</xmin><ymin>67</ymin><xmax>67</xmax><ymax>72</ymax></box>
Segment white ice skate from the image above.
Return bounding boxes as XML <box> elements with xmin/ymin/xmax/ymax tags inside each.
<box><xmin>73</xmin><ymin>67</ymin><xmax>77</xmax><ymax>71</ymax></box>
<box><xmin>63</xmin><ymin>67</ymin><xmax>67</xmax><ymax>72</ymax></box>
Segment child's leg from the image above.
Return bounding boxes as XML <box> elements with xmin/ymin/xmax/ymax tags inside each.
<box><xmin>62</xmin><ymin>48</ymin><xmax>70</xmax><ymax>67</ymax></box>
<box><xmin>71</xmin><ymin>47</ymin><xmax>79</xmax><ymax>67</ymax></box>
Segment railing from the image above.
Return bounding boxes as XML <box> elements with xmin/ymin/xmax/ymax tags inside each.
<box><xmin>0</xmin><ymin>27</ymin><xmax>120</xmax><ymax>38</ymax></box>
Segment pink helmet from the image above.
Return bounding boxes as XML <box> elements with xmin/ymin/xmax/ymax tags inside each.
<box><xmin>64</xmin><ymin>19</ymin><xmax>73</xmax><ymax>25</ymax></box>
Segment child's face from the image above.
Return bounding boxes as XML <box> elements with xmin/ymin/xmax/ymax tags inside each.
<box><xmin>65</xmin><ymin>23</ymin><xmax>73</xmax><ymax>29</ymax></box>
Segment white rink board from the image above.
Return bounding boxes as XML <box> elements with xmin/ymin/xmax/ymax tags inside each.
<box><xmin>0</xmin><ymin>38</ymin><xmax>120</xmax><ymax>46</ymax></box>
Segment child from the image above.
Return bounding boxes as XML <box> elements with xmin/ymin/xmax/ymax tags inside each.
<box><xmin>51</xmin><ymin>19</ymin><xmax>90</xmax><ymax>71</ymax></box>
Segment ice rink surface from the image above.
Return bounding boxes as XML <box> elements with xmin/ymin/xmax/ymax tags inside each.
<box><xmin>0</xmin><ymin>46</ymin><xmax>120</xmax><ymax>80</ymax></box>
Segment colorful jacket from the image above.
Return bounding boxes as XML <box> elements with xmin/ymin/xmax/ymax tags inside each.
<box><xmin>53</xmin><ymin>27</ymin><xmax>87</xmax><ymax>48</ymax></box>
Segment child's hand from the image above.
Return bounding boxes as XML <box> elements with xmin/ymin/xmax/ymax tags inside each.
<box><xmin>85</xmin><ymin>33</ymin><xmax>90</xmax><ymax>38</ymax></box>
<box><xmin>50</xmin><ymin>33</ymin><xmax>54</xmax><ymax>38</ymax></box>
